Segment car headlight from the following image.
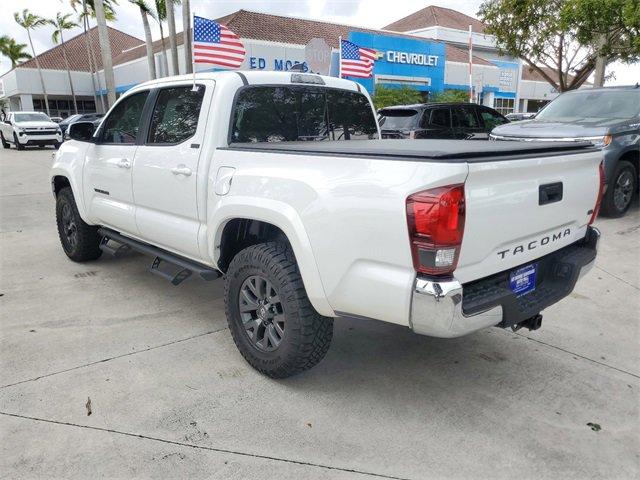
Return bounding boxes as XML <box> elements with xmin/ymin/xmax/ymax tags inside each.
<box><xmin>583</xmin><ymin>135</ymin><xmax>612</xmax><ymax>148</ymax></box>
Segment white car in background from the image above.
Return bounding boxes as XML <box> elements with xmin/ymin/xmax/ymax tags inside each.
<box><xmin>0</xmin><ymin>111</ymin><xmax>63</xmax><ymax>150</ymax></box>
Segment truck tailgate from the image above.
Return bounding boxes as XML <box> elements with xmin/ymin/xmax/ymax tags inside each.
<box><xmin>455</xmin><ymin>149</ymin><xmax>602</xmax><ymax>284</ymax></box>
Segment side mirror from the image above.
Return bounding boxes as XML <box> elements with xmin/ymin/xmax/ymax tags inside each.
<box><xmin>68</xmin><ymin>121</ymin><xmax>95</xmax><ymax>142</ymax></box>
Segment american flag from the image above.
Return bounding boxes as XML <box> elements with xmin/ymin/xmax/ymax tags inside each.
<box><xmin>193</xmin><ymin>16</ymin><xmax>246</xmax><ymax>69</ymax></box>
<box><xmin>340</xmin><ymin>39</ymin><xmax>377</xmax><ymax>78</ymax></box>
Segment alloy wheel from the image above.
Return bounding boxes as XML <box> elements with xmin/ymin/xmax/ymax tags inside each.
<box><xmin>613</xmin><ymin>170</ymin><xmax>634</xmax><ymax>212</ymax></box>
<box><xmin>238</xmin><ymin>275</ymin><xmax>285</xmax><ymax>352</ymax></box>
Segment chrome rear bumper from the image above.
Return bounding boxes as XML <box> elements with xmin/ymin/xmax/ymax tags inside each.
<box><xmin>410</xmin><ymin>227</ymin><xmax>600</xmax><ymax>338</ymax></box>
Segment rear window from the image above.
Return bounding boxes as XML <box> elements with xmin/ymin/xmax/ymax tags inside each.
<box><xmin>378</xmin><ymin>109</ymin><xmax>420</xmax><ymax>130</ymax></box>
<box><xmin>230</xmin><ymin>86</ymin><xmax>378</xmax><ymax>143</ymax></box>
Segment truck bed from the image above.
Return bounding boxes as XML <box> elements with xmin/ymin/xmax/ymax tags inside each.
<box><xmin>225</xmin><ymin>139</ymin><xmax>597</xmax><ymax>163</ymax></box>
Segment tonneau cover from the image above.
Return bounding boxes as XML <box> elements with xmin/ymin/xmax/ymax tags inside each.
<box><xmin>225</xmin><ymin>139</ymin><xmax>596</xmax><ymax>162</ymax></box>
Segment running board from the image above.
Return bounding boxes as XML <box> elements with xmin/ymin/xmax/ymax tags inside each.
<box><xmin>98</xmin><ymin>228</ymin><xmax>221</xmax><ymax>285</ymax></box>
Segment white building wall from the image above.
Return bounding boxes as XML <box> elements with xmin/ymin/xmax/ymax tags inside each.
<box><xmin>519</xmin><ymin>79</ymin><xmax>557</xmax><ymax>101</ymax></box>
<box><xmin>445</xmin><ymin>61</ymin><xmax>500</xmax><ymax>88</ymax></box>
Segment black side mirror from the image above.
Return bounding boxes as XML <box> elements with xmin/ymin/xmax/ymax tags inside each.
<box><xmin>68</xmin><ymin>121</ymin><xmax>95</xmax><ymax>142</ymax></box>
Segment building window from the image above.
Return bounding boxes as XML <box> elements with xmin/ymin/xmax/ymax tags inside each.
<box><xmin>494</xmin><ymin>97</ymin><xmax>514</xmax><ymax>116</ymax></box>
<box><xmin>527</xmin><ymin>100</ymin><xmax>549</xmax><ymax>113</ymax></box>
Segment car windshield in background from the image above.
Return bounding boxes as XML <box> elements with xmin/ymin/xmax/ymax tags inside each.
<box><xmin>60</xmin><ymin>114</ymin><xmax>83</xmax><ymax>125</ymax></box>
<box><xmin>14</xmin><ymin>113</ymin><xmax>51</xmax><ymax>122</ymax></box>
<box><xmin>231</xmin><ymin>86</ymin><xmax>378</xmax><ymax>143</ymax></box>
<box><xmin>535</xmin><ymin>89</ymin><xmax>640</xmax><ymax>122</ymax></box>
<box><xmin>378</xmin><ymin>109</ymin><xmax>420</xmax><ymax>130</ymax></box>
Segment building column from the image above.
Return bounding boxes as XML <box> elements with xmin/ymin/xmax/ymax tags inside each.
<box><xmin>19</xmin><ymin>94</ymin><xmax>34</xmax><ymax>111</ymax></box>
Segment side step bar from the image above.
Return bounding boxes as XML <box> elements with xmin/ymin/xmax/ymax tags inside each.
<box><xmin>98</xmin><ymin>227</ymin><xmax>221</xmax><ymax>286</ymax></box>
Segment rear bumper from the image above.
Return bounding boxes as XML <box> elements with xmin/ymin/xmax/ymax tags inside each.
<box><xmin>410</xmin><ymin>226</ymin><xmax>600</xmax><ymax>338</ymax></box>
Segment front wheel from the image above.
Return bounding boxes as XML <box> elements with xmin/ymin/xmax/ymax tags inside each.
<box><xmin>55</xmin><ymin>187</ymin><xmax>102</xmax><ymax>262</ymax></box>
<box><xmin>601</xmin><ymin>160</ymin><xmax>637</xmax><ymax>217</ymax></box>
<box><xmin>13</xmin><ymin>133</ymin><xmax>24</xmax><ymax>150</ymax></box>
<box><xmin>224</xmin><ymin>242</ymin><xmax>333</xmax><ymax>378</ymax></box>
<box><xmin>0</xmin><ymin>132</ymin><xmax>9</xmax><ymax>149</ymax></box>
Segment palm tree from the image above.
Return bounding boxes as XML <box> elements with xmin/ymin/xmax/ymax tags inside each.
<box><xmin>154</xmin><ymin>0</ymin><xmax>169</xmax><ymax>76</ymax></box>
<box><xmin>181</xmin><ymin>0</ymin><xmax>191</xmax><ymax>74</ymax></box>
<box><xmin>129</xmin><ymin>0</ymin><xmax>156</xmax><ymax>80</ymax></box>
<box><xmin>0</xmin><ymin>37</ymin><xmax>32</xmax><ymax>68</ymax></box>
<box><xmin>165</xmin><ymin>0</ymin><xmax>180</xmax><ymax>75</ymax></box>
<box><xmin>14</xmin><ymin>9</ymin><xmax>50</xmax><ymax>116</ymax></box>
<box><xmin>93</xmin><ymin>0</ymin><xmax>116</xmax><ymax>107</ymax></box>
<box><xmin>48</xmin><ymin>13</ymin><xmax>80</xmax><ymax>114</ymax></box>
<box><xmin>71</xmin><ymin>0</ymin><xmax>118</xmax><ymax>112</ymax></box>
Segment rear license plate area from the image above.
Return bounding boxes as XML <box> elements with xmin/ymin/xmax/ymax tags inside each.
<box><xmin>509</xmin><ymin>263</ymin><xmax>537</xmax><ymax>297</ymax></box>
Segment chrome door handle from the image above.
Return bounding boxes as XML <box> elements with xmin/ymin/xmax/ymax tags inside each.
<box><xmin>117</xmin><ymin>158</ymin><xmax>131</xmax><ymax>169</ymax></box>
<box><xmin>171</xmin><ymin>165</ymin><xmax>192</xmax><ymax>176</ymax></box>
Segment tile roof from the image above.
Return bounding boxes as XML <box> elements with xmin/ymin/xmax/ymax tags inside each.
<box><xmin>383</xmin><ymin>5</ymin><xmax>486</xmax><ymax>34</ymax></box>
<box><xmin>113</xmin><ymin>9</ymin><xmax>493</xmax><ymax>67</ymax></box>
<box><xmin>19</xmin><ymin>26</ymin><xmax>143</xmax><ymax>72</ymax></box>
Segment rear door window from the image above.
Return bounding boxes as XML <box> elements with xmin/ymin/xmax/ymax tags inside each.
<box><xmin>147</xmin><ymin>86</ymin><xmax>205</xmax><ymax>144</ymax></box>
<box><xmin>230</xmin><ymin>86</ymin><xmax>378</xmax><ymax>143</ymax></box>
<box><xmin>479</xmin><ymin>108</ymin><xmax>508</xmax><ymax>130</ymax></box>
<box><xmin>428</xmin><ymin>108</ymin><xmax>452</xmax><ymax>128</ymax></box>
<box><xmin>453</xmin><ymin>107</ymin><xmax>480</xmax><ymax>129</ymax></box>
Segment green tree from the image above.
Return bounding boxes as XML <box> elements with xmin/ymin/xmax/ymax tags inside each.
<box><xmin>479</xmin><ymin>0</ymin><xmax>640</xmax><ymax>91</ymax></box>
<box><xmin>48</xmin><ymin>13</ymin><xmax>80</xmax><ymax>114</ymax></box>
<box><xmin>14</xmin><ymin>9</ymin><xmax>50</xmax><ymax>115</ymax></box>
<box><xmin>429</xmin><ymin>89</ymin><xmax>470</xmax><ymax>103</ymax></box>
<box><xmin>371</xmin><ymin>86</ymin><xmax>423</xmax><ymax>110</ymax></box>
<box><xmin>0</xmin><ymin>36</ymin><xmax>32</xmax><ymax>68</ymax></box>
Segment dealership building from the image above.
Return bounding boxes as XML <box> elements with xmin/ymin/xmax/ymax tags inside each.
<box><xmin>1</xmin><ymin>6</ymin><xmax>563</xmax><ymax>117</ymax></box>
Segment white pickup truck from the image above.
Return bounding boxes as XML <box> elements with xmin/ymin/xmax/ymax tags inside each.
<box><xmin>51</xmin><ymin>71</ymin><xmax>603</xmax><ymax>378</ymax></box>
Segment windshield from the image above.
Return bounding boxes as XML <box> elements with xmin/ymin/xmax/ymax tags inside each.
<box><xmin>536</xmin><ymin>89</ymin><xmax>640</xmax><ymax>122</ymax></box>
<box><xmin>378</xmin><ymin>109</ymin><xmax>420</xmax><ymax>130</ymax></box>
<box><xmin>61</xmin><ymin>114</ymin><xmax>82</xmax><ymax>125</ymax></box>
<box><xmin>14</xmin><ymin>113</ymin><xmax>51</xmax><ymax>122</ymax></box>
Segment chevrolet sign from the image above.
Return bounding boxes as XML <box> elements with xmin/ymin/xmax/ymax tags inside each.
<box><xmin>385</xmin><ymin>51</ymin><xmax>439</xmax><ymax>66</ymax></box>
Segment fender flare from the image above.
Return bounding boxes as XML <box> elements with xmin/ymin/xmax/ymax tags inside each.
<box><xmin>208</xmin><ymin>196</ymin><xmax>334</xmax><ymax>317</ymax></box>
<box><xmin>50</xmin><ymin>166</ymin><xmax>92</xmax><ymax>224</ymax></box>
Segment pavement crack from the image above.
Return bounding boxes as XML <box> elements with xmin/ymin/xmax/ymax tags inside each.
<box><xmin>0</xmin><ymin>412</ymin><xmax>411</xmax><ymax>480</ymax></box>
<box><xmin>0</xmin><ymin>328</ymin><xmax>229</xmax><ymax>389</ymax></box>
<box><xmin>512</xmin><ymin>332</ymin><xmax>640</xmax><ymax>379</ymax></box>
<box><xmin>594</xmin><ymin>265</ymin><xmax>639</xmax><ymax>291</ymax></box>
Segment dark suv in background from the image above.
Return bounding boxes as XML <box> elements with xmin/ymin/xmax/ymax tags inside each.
<box><xmin>378</xmin><ymin>103</ymin><xmax>509</xmax><ymax>140</ymax></box>
<box><xmin>491</xmin><ymin>85</ymin><xmax>640</xmax><ymax>217</ymax></box>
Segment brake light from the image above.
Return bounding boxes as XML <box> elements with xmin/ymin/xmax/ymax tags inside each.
<box><xmin>406</xmin><ymin>184</ymin><xmax>465</xmax><ymax>276</ymax></box>
<box><xmin>589</xmin><ymin>161</ymin><xmax>605</xmax><ymax>225</ymax></box>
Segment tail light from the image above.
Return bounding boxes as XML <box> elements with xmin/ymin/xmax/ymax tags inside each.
<box><xmin>588</xmin><ymin>161</ymin><xmax>605</xmax><ymax>225</ymax></box>
<box><xmin>406</xmin><ymin>184</ymin><xmax>465</xmax><ymax>276</ymax></box>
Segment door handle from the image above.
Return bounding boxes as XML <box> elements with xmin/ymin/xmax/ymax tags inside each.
<box><xmin>117</xmin><ymin>158</ymin><xmax>131</xmax><ymax>169</ymax></box>
<box><xmin>171</xmin><ymin>164</ymin><xmax>192</xmax><ymax>176</ymax></box>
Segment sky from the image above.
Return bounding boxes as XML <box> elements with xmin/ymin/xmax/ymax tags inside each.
<box><xmin>0</xmin><ymin>0</ymin><xmax>638</xmax><ymax>83</ymax></box>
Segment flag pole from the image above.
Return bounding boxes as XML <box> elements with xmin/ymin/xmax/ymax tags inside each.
<box><xmin>468</xmin><ymin>24</ymin><xmax>473</xmax><ymax>103</ymax></box>
<box><xmin>191</xmin><ymin>13</ymin><xmax>197</xmax><ymax>91</ymax></box>
<box><xmin>338</xmin><ymin>36</ymin><xmax>342</xmax><ymax>78</ymax></box>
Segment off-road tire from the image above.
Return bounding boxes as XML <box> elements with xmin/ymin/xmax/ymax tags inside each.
<box><xmin>13</xmin><ymin>133</ymin><xmax>24</xmax><ymax>150</ymax></box>
<box><xmin>55</xmin><ymin>187</ymin><xmax>102</xmax><ymax>262</ymax></box>
<box><xmin>0</xmin><ymin>132</ymin><xmax>9</xmax><ymax>149</ymax></box>
<box><xmin>225</xmin><ymin>242</ymin><xmax>333</xmax><ymax>378</ymax></box>
<box><xmin>601</xmin><ymin>160</ymin><xmax>637</xmax><ymax>218</ymax></box>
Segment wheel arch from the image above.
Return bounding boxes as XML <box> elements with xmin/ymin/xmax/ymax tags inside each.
<box><xmin>210</xmin><ymin>200</ymin><xmax>334</xmax><ymax>317</ymax></box>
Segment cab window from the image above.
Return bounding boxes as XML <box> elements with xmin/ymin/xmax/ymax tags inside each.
<box><xmin>100</xmin><ymin>91</ymin><xmax>149</xmax><ymax>144</ymax></box>
<box><xmin>147</xmin><ymin>86</ymin><xmax>205</xmax><ymax>144</ymax></box>
<box><xmin>230</xmin><ymin>86</ymin><xmax>378</xmax><ymax>143</ymax></box>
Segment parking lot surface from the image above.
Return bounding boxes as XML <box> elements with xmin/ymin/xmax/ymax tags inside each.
<box><xmin>1</xmin><ymin>146</ymin><xmax>638</xmax><ymax>479</ymax></box>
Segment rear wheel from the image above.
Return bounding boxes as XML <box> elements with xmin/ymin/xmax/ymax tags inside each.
<box><xmin>13</xmin><ymin>133</ymin><xmax>24</xmax><ymax>150</ymax></box>
<box><xmin>601</xmin><ymin>161</ymin><xmax>637</xmax><ymax>217</ymax></box>
<box><xmin>55</xmin><ymin>187</ymin><xmax>102</xmax><ymax>262</ymax></box>
<box><xmin>224</xmin><ymin>242</ymin><xmax>333</xmax><ymax>378</ymax></box>
<box><xmin>0</xmin><ymin>132</ymin><xmax>9</xmax><ymax>149</ymax></box>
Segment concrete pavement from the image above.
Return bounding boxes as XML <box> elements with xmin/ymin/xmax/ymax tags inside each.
<box><xmin>1</xmin><ymin>146</ymin><xmax>638</xmax><ymax>479</ymax></box>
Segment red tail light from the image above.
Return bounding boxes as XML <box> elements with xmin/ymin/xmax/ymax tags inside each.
<box><xmin>589</xmin><ymin>161</ymin><xmax>605</xmax><ymax>225</ymax></box>
<box><xmin>406</xmin><ymin>184</ymin><xmax>465</xmax><ymax>276</ymax></box>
